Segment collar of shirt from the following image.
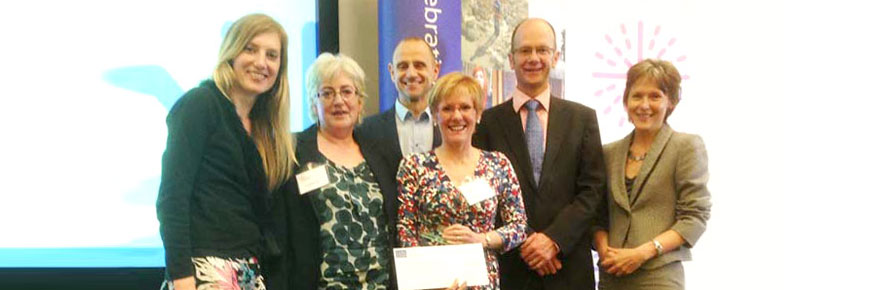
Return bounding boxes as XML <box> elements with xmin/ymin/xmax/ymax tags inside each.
<box><xmin>512</xmin><ymin>85</ymin><xmax>552</xmax><ymax>113</ymax></box>
<box><xmin>395</xmin><ymin>99</ymin><xmax>431</xmax><ymax>122</ymax></box>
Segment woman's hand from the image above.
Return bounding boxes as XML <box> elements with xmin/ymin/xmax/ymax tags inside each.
<box><xmin>172</xmin><ymin>276</ymin><xmax>195</xmax><ymax>290</ymax></box>
<box><xmin>442</xmin><ymin>224</ymin><xmax>484</xmax><ymax>245</ymax></box>
<box><xmin>445</xmin><ymin>279</ymin><xmax>467</xmax><ymax>290</ymax></box>
<box><xmin>593</xmin><ymin>230</ymin><xmax>610</xmax><ymax>264</ymax></box>
<box><xmin>600</xmin><ymin>246</ymin><xmax>654</xmax><ymax>276</ymax></box>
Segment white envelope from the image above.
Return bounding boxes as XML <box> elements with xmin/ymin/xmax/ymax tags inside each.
<box><xmin>393</xmin><ymin>243</ymin><xmax>490</xmax><ymax>290</ymax></box>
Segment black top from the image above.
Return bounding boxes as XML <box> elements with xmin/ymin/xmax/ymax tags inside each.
<box><xmin>157</xmin><ymin>80</ymin><xmax>287</xmax><ymax>284</ymax></box>
<box><xmin>288</xmin><ymin>125</ymin><xmax>399</xmax><ymax>290</ymax></box>
<box><xmin>625</xmin><ymin>177</ymin><xmax>635</xmax><ymax>197</ymax></box>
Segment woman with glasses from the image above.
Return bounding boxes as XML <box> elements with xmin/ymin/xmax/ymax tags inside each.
<box><xmin>288</xmin><ymin>52</ymin><xmax>400</xmax><ymax>289</ymax></box>
<box><xmin>396</xmin><ymin>72</ymin><xmax>528</xmax><ymax>290</ymax></box>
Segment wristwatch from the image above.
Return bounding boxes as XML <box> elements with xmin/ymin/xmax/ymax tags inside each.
<box><xmin>484</xmin><ymin>233</ymin><xmax>492</xmax><ymax>249</ymax></box>
<box><xmin>652</xmin><ymin>239</ymin><xmax>664</xmax><ymax>256</ymax></box>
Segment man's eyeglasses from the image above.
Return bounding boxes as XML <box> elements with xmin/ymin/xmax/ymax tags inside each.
<box><xmin>513</xmin><ymin>46</ymin><xmax>555</xmax><ymax>57</ymax></box>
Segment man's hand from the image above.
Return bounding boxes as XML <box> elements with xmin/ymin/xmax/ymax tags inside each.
<box><xmin>520</xmin><ymin>233</ymin><xmax>560</xmax><ymax>276</ymax></box>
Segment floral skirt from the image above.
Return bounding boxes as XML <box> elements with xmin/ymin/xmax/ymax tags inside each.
<box><xmin>162</xmin><ymin>256</ymin><xmax>265</xmax><ymax>290</ymax></box>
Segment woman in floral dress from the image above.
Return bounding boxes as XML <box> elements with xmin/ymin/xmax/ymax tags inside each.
<box><xmin>397</xmin><ymin>72</ymin><xmax>528</xmax><ymax>290</ymax></box>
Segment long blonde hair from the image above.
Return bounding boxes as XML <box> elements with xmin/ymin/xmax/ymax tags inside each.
<box><xmin>213</xmin><ymin>13</ymin><xmax>295</xmax><ymax>190</ymax></box>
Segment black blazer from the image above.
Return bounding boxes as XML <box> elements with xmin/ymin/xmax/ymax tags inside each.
<box><xmin>287</xmin><ymin>125</ymin><xmax>400</xmax><ymax>290</ymax></box>
<box><xmin>356</xmin><ymin>107</ymin><xmax>441</xmax><ymax>195</ymax></box>
<box><xmin>473</xmin><ymin>97</ymin><xmax>607</xmax><ymax>290</ymax></box>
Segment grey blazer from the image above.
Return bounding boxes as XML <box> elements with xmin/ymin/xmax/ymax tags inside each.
<box><xmin>602</xmin><ymin>125</ymin><xmax>711</xmax><ymax>270</ymax></box>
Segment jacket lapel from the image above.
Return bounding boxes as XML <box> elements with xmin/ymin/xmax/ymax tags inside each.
<box><xmin>540</xmin><ymin>97</ymin><xmax>569</xmax><ymax>188</ymax></box>
<box><xmin>382</xmin><ymin>108</ymin><xmax>403</xmax><ymax>162</ymax></box>
<box><xmin>612</xmin><ymin>133</ymin><xmax>633</xmax><ymax>212</ymax></box>
<box><xmin>432</xmin><ymin>120</ymin><xmax>442</xmax><ymax>148</ymax></box>
<box><xmin>629</xmin><ymin>125</ymin><xmax>674</xmax><ymax>206</ymax></box>
<box><xmin>496</xmin><ymin>101</ymin><xmax>537</xmax><ymax>189</ymax></box>
<box><xmin>354</xmin><ymin>130</ymin><xmax>397</xmax><ymax>246</ymax></box>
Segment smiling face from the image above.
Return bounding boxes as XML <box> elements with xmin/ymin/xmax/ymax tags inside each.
<box><xmin>509</xmin><ymin>19</ymin><xmax>560</xmax><ymax>96</ymax></box>
<box><xmin>315</xmin><ymin>71</ymin><xmax>362</xmax><ymax>131</ymax></box>
<box><xmin>389</xmin><ymin>39</ymin><xmax>440</xmax><ymax>106</ymax></box>
<box><xmin>435</xmin><ymin>89</ymin><xmax>481</xmax><ymax>148</ymax></box>
<box><xmin>229</xmin><ymin>32</ymin><xmax>281</xmax><ymax>99</ymax></box>
<box><xmin>625</xmin><ymin>77</ymin><xmax>674</xmax><ymax>134</ymax></box>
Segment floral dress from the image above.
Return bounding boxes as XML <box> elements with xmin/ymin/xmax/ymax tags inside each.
<box><xmin>310</xmin><ymin>160</ymin><xmax>391</xmax><ymax>290</ymax></box>
<box><xmin>161</xmin><ymin>256</ymin><xmax>264</xmax><ymax>290</ymax></box>
<box><xmin>396</xmin><ymin>150</ymin><xmax>528</xmax><ymax>290</ymax></box>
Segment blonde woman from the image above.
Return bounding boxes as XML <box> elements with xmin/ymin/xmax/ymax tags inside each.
<box><xmin>157</xmin><ymin>14</ymin><xmax>295</xmax><ymax>290</ymax></box>
<box><xmin>397</xmin><ymin>72</ymin><xmax>528</xmax><ymax>290</ymax></box>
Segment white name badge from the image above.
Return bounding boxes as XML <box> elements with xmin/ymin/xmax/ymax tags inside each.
<box><xmin>457</xmin><ymin>178</ymin><xmax>495</xmax><ymax>205</ymax></box>
<box><xmin>295</xmin><ymin>164</ymin><xmax>330</xmax><ymax>194</ymax></box>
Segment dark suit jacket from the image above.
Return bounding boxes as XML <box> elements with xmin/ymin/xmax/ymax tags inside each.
<box><xmin>287</xmin><ymin>125</ymin><xmax>401</xmax><ymax>290</ymax></box>
<box><xmin>355</xmin><ymin>107</ymin><xmax>441</xmax><ymax>215</ymax></box>
<box><xmin>356</xmin><ymin>107</ymin><xmax>441</xmax><ymax>195</ymax></box>
<box><xmin>473</xmin><ymin>97</ymin><xmax>607</xmax><ymax>290</ymax></box>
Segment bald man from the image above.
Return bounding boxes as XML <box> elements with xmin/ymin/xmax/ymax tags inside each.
<box><xmin>356</xmin><ymin>36</ymin><xmax>443</xmax><ymax>244</ymax></box>
<box><xmin>474</xmin><ymin>18</ymin><xmax>607</xmax><ymax>290</ymax></box>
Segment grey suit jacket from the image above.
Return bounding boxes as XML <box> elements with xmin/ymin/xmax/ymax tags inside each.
<box><xmin>601</xmin><ymin>125</ymin><xmax>711</xmax><ymax>270</ymax></box>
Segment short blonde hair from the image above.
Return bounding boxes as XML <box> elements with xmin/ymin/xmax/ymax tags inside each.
<box><xmin>428</xmin><ymin>72</ymin><xmax>484</xmax><ymax>114</ymax></box>
<box><xmin>623</xmin><ymin>59</ymin><xmax>682</xmax><ymax>119</ymax></box>
<box><xmin>305</xmin><ymin>52</ymin><xmax>368</xmax><ymax>126</ymax></box>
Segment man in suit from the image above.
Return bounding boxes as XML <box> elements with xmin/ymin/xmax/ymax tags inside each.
<box><xmin>356</xmin><ymin>42</ymin><xmax>442</xmax><ymax>290</ymax></box>
<box><xmin>473</xmin><ymin>18</ymin><xmax>607</xmax><ymax>290</ymax></box>
<box><xmin>357</xmin><ymin>36</ymin><xmax>442</xmax><ymax>199</ymax></box>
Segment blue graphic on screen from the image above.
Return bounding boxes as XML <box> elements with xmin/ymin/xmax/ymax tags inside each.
<box><xmin>104</xmin><ymin>66</ymin><xmax>185</xmax><ymax>110</ymax></box>
<box><xmin>0</xmin><ymin>4</ymin><xmax>316</xmax><ymax>268</ymax></box>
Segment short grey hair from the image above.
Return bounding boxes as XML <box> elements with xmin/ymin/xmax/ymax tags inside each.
<box><xmin>305</xmin><ymin>52</ymin><xmax>368</xmax><ymax>124</ymax></box>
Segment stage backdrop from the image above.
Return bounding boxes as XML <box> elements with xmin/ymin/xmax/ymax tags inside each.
<box><xmin>0</xmin><ymin>0</ymin><xmax>317</xmax><ymax>267</ymax></box>
<box><xmin>374</xmin><ymin>1</ymin><xmax>788</xmax><ymax>289</ymax></box>
<box><xmin>378</xmin><ymin>0</ymin><xmax>462</xmax><ymax>111</ymax></box>
<box><xmin>378</xmin><ymin>0</ymin><xmax>567</xmax><ymax>112</ymax></box>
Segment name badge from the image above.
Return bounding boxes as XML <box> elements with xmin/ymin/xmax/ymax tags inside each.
<box><xmin>457</xmin><ymin>178</ymin><xmax>495</xmax><ymax>205</ymax></box>
<box><xmin>296</xmin><ymin>164</ymin><xmax>330</xmax><ymax>194</ymax></box>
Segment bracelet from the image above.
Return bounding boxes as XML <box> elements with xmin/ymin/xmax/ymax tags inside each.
<box><xmin>652</xmin><ymin>239</ymin><xmax>664</xmax><ymax>256</ymax></box>
<box><xmin>484</xmin><ymin>233</ymin><xmax>492</xmax><ymax>249</ymax></box>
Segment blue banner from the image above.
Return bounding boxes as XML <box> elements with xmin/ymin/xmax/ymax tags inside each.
<box><xmin>378</xmin><ymin>0</ymin><xmax>462</xmax><ymax>112</ymax></box>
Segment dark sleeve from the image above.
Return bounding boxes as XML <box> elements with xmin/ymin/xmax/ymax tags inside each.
<box><xmin>542</xmin><ymin>108</ymin><xmax>608</xmax><ymax>254</ymax></box>
<box><xmin>472</xmin><ymin>112</ymin><xmax>490</xmax><ymax>150</ymax></box>
<box><xmin>156</xmin><ymin>91</ymin><xmax>216</xmax><ymax>279</ymax></box>
<box><xmin>591</xmin><ymin>145</ymin><xmax>611</xmax><ymax>235</ymax></box>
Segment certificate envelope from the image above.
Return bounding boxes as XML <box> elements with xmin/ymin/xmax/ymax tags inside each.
<box><xmin>393</xmin><ymin>243</ymin><xmax>490</xmax><ymax>290</ymax></box>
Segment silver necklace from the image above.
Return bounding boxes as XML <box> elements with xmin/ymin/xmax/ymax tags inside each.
<box><xmin>628</xmin><ymin>151</ymin><xmax>646</xmax><ymax>161</ymax></box>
